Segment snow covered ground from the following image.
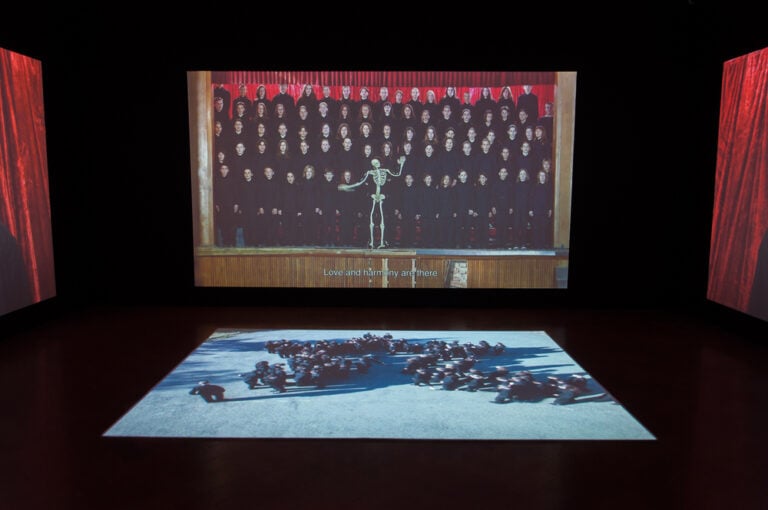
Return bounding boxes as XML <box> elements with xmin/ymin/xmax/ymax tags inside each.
<box><xmin>104</xmin><ymin>329</ymin><xmax>654</xmax><ymax>440</ymax></box>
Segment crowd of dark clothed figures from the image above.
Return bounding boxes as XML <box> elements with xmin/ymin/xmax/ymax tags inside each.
<box><xmin>190</xmin><ymin>333</ymin><xmax>603</xmax><ymax>404</ymax></box>
<box><xmin>210</xmin><ymin>83</ymin><xmax>556</xmax><ymax>250</ymax></box>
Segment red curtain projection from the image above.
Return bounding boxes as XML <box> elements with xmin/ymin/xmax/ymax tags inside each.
<box><xmin>707</xmin><ymin>47</ymin><xmax>768</xmax><ymax>315</ymax></box>
<box><xmin>0</xmin><ymin>48</ymin><xmax>56</xmax><ymax>308</ymax></box>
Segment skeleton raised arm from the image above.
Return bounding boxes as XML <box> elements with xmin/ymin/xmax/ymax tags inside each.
<box><xmin>337</xmin><ymin>156</ymin><xmax>406</xmax><ymax>191</ymax></box>
<box><xmin>390</xmin><ymin>155</ymin><xmax>406</xmax><ymax>177</ymax></box>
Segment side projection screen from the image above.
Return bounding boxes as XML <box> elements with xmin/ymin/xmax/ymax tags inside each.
<box><xmin>189</xmin><ymin>72</ymin><xmax>575</xmax><ymax>289</ymax></box>
<box><xmin>708</xmin><ymin>47</ymin><xmax>768</xmax><ymax>323</ymax></box>
<box><xmin>0</xmin><ymin>47</ymin><xmax>56</xmax><ymax>317</ymax></box>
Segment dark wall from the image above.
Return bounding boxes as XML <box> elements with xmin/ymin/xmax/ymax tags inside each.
<box><xmin>4</xmin><ymin>4</ymin><xmax>763</xmax><ymax>313</ymax></box>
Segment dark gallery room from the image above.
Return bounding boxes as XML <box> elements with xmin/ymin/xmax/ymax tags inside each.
<box><xmin>1</xmin><ymin>4</ymin><xmax>767</xmax><ymax>509</ymax></box>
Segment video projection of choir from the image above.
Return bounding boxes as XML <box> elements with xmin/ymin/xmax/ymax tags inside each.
<box><xmin>208</xmin><ymin>77</ymin><xmax>559</xmax><ymax>251</ymax></box>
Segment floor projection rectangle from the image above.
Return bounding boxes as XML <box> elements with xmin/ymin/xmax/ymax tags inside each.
<box><xmin>104</xmin><ymin>329</ymin><xmax>654</xmax><ymax>440</ymax></box>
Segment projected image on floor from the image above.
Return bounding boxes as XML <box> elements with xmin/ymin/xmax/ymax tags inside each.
<box><xmin>105</xmin><ymin>329</ymin><xmax>654</xmax><ymax>440</ymax></box>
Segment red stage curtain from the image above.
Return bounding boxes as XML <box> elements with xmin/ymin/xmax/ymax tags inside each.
<box><xmin>212</xmin><ymin>71</ymin><xmax>557</xmax><ymax>120</ymax></box>
<box><xmin>213</xmin><ymin>71</ymin><xmax>555</xmax><ymax>88</ymax></box>
<box><xmin>708</xmin><ymin>47</ymin><xmax>768</xmax><ymax>313</ymax></box>
<box><xmin>0</xmin><ymin>48</ymin><xmax>56</xmax><ymax>305</ymax></box>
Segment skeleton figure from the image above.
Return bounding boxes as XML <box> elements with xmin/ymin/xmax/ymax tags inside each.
<box><xmin>339</xmin><ymin>156</ymin><xmax>406</xmax><ymax>248</ymax></box>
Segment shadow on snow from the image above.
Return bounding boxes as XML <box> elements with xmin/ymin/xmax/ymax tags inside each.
<box><xmin>154</xmin><ymin>336</ymin><xmax>610</xmax><ymax>404</ymax></box>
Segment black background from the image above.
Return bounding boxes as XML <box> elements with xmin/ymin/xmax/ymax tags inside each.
<box><xmin>3</xmin><ymin>5</ymin><xmax>768</xmax><ymax>509</ymax></box>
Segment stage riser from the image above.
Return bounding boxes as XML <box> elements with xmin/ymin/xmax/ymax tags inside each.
<box><xmin>195</xmin><ymin>254</ymin><xmax>567</xmax><ymax>288</ymax></box>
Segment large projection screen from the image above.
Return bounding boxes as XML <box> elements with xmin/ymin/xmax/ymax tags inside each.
<box><xmin>0</xmin><ymin>47</ymin><xmax>56</xmax><ymax>317</ymax></box>
<box><xmin>189</xmin><ymin>72</ymin><xmax>575</xmax><ymax>289</ymax></box>
<box><xmin>708</xmin><ymin>47</ymin><xmax>768</xmax><ymax>322</ymax></box>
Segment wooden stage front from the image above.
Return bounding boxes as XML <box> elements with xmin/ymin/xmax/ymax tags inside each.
<box><xmin>195</xmin><ymin>247</ymin><xmax>569</xmax><ymax>288</ymax></box>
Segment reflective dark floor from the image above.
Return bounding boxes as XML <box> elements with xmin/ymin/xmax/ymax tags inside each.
<box><xmin>1</xmin><ymin>304</ymin><xmax>766</xmax><ymax>509</ymax></box>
